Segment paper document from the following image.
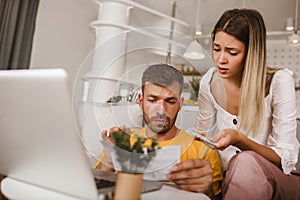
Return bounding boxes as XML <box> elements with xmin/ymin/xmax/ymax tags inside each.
<box><xmin>142</xmin><ymin>146</ymin><xmax>180</xmax><ymax>181</ymax></box>
<box><xmin>100</xmin><ymin>141</ymin><xmax>180</xmax><ymax>181</ymax></box>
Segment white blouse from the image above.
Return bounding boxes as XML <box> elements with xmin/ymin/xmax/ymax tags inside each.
<box><xmin>197</xmin><ymin>67</ymin><xmax>299</xmax><ymax>174</ymax></box>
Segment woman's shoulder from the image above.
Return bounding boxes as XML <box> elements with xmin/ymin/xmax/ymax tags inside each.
<box><xmin>271</xmin><ymin>68</ymin><xmax>294</xmax><ymax>83</ymax></box>
<box><xmin>199</xmin><ymin>67</ymin><xmax>215</xmax><ymax>94</ymax></box>
<box><xmin>268</xmin><ymin>68</ymin><xmax>295</xmax><ymax>95</ymax></box>
<box><xmin>200</xmin><ymin>67</ymin><xmax>215</xmax><ymax>85</ymax></box>
<box><xmin>275</xmin><ymin>68</ymin><xmax>294</xmax><ymax>76</ymax></box>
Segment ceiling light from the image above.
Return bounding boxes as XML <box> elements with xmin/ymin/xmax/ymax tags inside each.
<box><xmin>166</xmin><ymin>1</ymin><xmax>176</xmax><ymax>65</ymax></box>
<box><xmin>195</xmin><ymin>24</ymin><xmax>203</xmax><ymax>36</ymax></box>
<box><xmin>288</xmin><ymin>0</ymin><xmax>299</xmax><ymax>45</ymax></box>
<box><xmin>286</xmin><ymin>18</ymin><xmax>294</xmax><ymax>31</ymax></box>
<box><xmin>183</xmin><ymin>39</ymin><xmax>205</xmax><ymax>60</ymax></box>
<box><xmin>184</xmin><ymin>0</ymin><xmax>205</xmax><ymax>60</ymax></box>
<box><xmin>195</xmin><ymin>30</ymin><xmax>203</xmax><ymax>36</ymax></box>
<box><xmin>288</xmin><ymin>31</ymin><xmax>300</xmax><ymax>45</ymax></box>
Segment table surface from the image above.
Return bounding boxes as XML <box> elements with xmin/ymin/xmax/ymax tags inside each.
<box><xmin>1</xmin><ymin>177</ymin><xmax>210</xmax><ymax>200</ymax></box>
<box><xmin>142</xmin><ymin>184</ymin><xmax>210</xmax><ymax>200</ymax></box>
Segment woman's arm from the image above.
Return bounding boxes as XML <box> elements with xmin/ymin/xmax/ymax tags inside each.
<box><xmin>216</xmin><ymin>129</ymin><xmax>281</xmax><ymax>168</ymax></box>
<box><xmin>216</xmin><ymin>69</ymin><xmax>298</xmax><ymax>172</ymax></box>
<box><xmin>197</xmin><ymin>68</ymin><xmax>217</xmax><ymax>136</ymax></box>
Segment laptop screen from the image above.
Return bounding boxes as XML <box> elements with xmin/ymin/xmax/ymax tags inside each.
<box><xmin>0</xmin><ymin>69</ymin><xmax>98</xmax><ymax>199</ymax></box>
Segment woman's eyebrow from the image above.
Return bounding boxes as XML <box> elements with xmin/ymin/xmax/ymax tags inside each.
<box><xmin>225</xmin><ymin>47</ymin><xmax>239</xmax><ymax>51</ymax></box>
<box><xmin>213</xmin><ymin>43</ymin><xmax>238</xmax><ymax>51</ymax></box>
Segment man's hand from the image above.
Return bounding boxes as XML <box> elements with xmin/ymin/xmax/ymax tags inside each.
<box><xmin>167</xmin><ymin>159</ymin><xmax>213</xmax><ymax>193</ymax></box>
<box><xmin>102</xmin><ymin>125</ymin><xmax>132</xmax><ymax>141</ymax></box>
<box><xmin>97</xmin><ymin>126</ymin><xmax>131</xmax><ymax>172</ymax></box>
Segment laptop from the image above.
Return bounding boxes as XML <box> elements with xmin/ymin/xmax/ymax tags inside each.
<box><xmin>0</xmin><ymin>68</ymin><xmax>162</xmax><ymax>199</ymax></box>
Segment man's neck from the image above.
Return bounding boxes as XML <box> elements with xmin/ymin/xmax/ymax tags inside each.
<box><xmin>145</xmin><ymin>126</ymin><xmax>179</xmax><ymax>141</ymax></box>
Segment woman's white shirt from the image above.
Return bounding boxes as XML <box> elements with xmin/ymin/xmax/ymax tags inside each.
<box><xmin>197</xmin><ymin>67</ymin><xmax>299</xmax><ymax>174</ymax></box>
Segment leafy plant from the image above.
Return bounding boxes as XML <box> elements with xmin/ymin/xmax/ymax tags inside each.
<box><xmin>111</xmin><ymin>131</ymin><xmax>160</xmax><ymax>173</ymax></box>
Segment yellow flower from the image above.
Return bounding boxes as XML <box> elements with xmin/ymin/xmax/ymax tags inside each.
<box><xmin>142</xmin><ymin>138</ymin><xmax>153</xmax><ymax>148</ymax></box>
<box><xmin>130</xmin><ymin>135</ymin><xmax>137</xmax><ymax>147</ymax></box>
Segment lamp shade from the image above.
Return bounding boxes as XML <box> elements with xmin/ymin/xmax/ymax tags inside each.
<box><xmin>288</xmin><ymin>32</ymin><xmax>300</xmax><ymax>45</ymax></box>
<box><xmin>183</xmin><ymin>40</ymin><xmax>205</xmax><ymax>60</ymax></box>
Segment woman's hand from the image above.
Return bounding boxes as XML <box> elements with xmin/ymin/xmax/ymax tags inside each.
<box><xmin>215</xmin><ymin>128</ymin><xmax>282</xmax><ymax>168</ymax></box>
<box><xmin>215</xmin><ymin>128</ymin><xmax>243</xmax><ymax>150</ymax></box>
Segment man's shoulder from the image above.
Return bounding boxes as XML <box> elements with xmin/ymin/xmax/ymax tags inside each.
<box><xmin>178</xmin><ymin>130</ymin><xmax>204</xmax><ymax>145</ymax></box>
<box><xmin>179</xmin><ymin>129</ymin><xmax>193</xmax><ymax>138</ymax></box>
<box><xmin>179</xmin><ymin>129</ymin><xmax>201</xmax><ymax>140</ymax></box>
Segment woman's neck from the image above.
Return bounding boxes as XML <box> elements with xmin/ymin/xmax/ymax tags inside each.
<box><xmin>223</xmin><ymin>72</ymin><xmax>243</xmax><ymax>88</ymax></box>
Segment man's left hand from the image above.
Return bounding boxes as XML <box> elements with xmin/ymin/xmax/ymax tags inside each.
<box><xmin>167</xmin><ymin>159</ymin><xmax>213</xmax><ymax>193</ymax></box>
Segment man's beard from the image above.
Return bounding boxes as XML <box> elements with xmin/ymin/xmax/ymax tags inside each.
<box><xmin>143</xmin><ymin>112</ymin><xmax>178</xmax><ymax>135</ymax></box>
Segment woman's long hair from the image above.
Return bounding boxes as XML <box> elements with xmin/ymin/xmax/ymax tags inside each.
<box><xmin>211</xmin><ymin>9</ymin><xmax>267</xmax><ymax>136</ymax></box>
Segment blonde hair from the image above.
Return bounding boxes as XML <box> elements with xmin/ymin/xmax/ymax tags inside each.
<box><xmin>212</xmin><ymin>9</ymin><xmax>267</xmax><ymax>136</ymax></box>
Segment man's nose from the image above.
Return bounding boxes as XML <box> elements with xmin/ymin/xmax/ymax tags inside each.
<box><xmin>150</xmin><ymin>101</ymin><xmax>166</xmax><ymax>115</ymax></box>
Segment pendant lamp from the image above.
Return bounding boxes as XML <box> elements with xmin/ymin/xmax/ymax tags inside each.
<box><xmin>183</xmin><ymin>0</ymin><xmax>205</xmax><ymax>60</ymax></box>
<box><xmin>288</xmin><ymin>0</ymin><xmax>300</xmax><ymax>45</ymax></box>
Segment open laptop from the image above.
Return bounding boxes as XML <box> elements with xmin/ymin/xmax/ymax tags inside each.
<box><xmin>0</xmin><ymin>68</ymin><xmax>162</xmax><ymax>199</ymax></box>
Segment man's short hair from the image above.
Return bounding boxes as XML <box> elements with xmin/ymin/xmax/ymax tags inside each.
<box><xmin>141</xmin><ymin>64</ymin><xmax>183</xmax><ymax>94</ymax></box>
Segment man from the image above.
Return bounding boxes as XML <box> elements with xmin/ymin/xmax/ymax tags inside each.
<box><xmin>94</xmin><ymin>64</ymin><xmax>223</xmax><ymax>198</ymax></box>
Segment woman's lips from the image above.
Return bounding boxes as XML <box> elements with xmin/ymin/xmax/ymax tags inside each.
<box><xmin>218</xmin><ymin>66</ymin><xmax>228</xmax><ymax>74</ymax></box>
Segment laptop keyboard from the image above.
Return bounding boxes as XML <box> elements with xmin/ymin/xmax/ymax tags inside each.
<box><xmin>94</xmin><ymin>178</ymin><xmax>115</xmax><ymax>189</ymax></box>
<box><xmin>94</xmin><ymin>178</ymin><xmax>115</xmax><ymax>200</ymax></box>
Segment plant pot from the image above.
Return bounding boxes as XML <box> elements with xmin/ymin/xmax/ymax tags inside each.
<box><xmin>114</xmin><ymin>172</ymin><xmax>143</xmax><ymax>200</ymax></box>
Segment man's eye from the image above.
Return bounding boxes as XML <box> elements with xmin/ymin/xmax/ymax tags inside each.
<box><xmin>167</xmin><ymin>100</ymin><xmax>177</xmax><ymax>104</ymax></box>
<box><xmin>148</xmin><ymin>99</ymin><xmax>156</xmax><ymax>103</ymax></box>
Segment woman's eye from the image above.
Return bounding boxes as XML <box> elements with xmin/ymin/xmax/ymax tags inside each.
<box><xmin>213</xmin><ymin>48</ymin><xmax>220</xmax><ymax>52</ymax></box>
<box><xmin>229</xmin><ymin>52</ymin><xmax>238</xmax><ymax>56</ymax></box>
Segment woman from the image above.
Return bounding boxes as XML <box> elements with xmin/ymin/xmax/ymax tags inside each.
<box><xmin>197</xmin><ymin>8</ymin><xmax>300</xmax><ymax>200</ymax></box>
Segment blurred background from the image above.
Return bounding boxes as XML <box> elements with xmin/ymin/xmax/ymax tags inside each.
<box><xmin>27</xmin><ymin>0</ymin><xmax>300</xmax><ymax>165</ymax></box>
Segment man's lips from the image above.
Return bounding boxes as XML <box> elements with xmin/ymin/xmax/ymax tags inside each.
<box><xmin>153</xmin><ymin>119</ymin><xmax>166</xmax><ymax>123</ymax></box>
<box><xmin>152</xmin><ymin>117</ymin><xmax>168</xmax><ymax>124</ymax></box>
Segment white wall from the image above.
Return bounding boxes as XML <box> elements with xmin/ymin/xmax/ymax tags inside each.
<box><xmin>30</xmin><ymin>0</ymin><xmax>97</xmax><ymax>85</ymax></box>
<box><xmin>266</xmin><ymin>40</ymin><xmax>300</xmax><ymax>118</ymax></box>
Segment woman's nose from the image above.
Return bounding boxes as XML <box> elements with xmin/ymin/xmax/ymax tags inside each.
<box><xmin>218</xmin><ymin>52</ymin><xmax>228</xmax><ymax>64</ymax></box>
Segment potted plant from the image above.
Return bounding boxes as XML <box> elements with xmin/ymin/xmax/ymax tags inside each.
<box><xmin>111</xmin><ymin>131</ymin><xmax>160</xmax><ymax>200</ymax></box>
